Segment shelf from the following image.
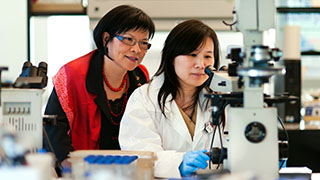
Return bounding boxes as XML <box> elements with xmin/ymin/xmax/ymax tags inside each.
<box><xmin>31</xmin><ymin>2</ymin><xmax>86</xmax><ymax>16</ymax></box>
<box><xmin>284</xmin><ymin>122</ymin><xmax>320</xmax><ymax>130</ymax></box>
<box><xmin>277</xmin><ymin>7</ymin><xmax>320</xmax><ymax>13</ymax></box>
<box><xmin>302</xmin><ymin>51</ymin><xmax>320</xmax><ymax>56</ymax></box>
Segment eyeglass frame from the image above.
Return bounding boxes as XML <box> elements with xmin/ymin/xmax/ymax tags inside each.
<box><xmin>115</xmin><ymin>35</ymin><xmax>152</xmax><ymax>50</ymax></box>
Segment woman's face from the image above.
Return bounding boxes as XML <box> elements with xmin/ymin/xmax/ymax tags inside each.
<box><xmin>173</xmin><ymin>37</ymin><xmax>215</xmax><ymax>90</ymax></box>
<box><xmin>106</xmin><ymin>29</ymin><xmax>150</xmax><ymax>71</ymax></box>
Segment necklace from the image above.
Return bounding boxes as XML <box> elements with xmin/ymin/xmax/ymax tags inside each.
<box><xmin>102</xmin><ymin>70</ymin><xmax>127</xmax><ymax>92</ymax></box>
<box><xmin>104</xmin><ymin>77</ymin><xmax>128</xmax><ymax>126</ymax></box>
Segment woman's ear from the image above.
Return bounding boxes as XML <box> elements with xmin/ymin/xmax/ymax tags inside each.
<box><xmin>102</xmin><ymin>32</ymin><xmax>110</xmax><ymax>45</ymax></box>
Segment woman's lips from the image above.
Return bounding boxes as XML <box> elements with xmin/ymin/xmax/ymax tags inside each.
<box><xmin>126</xmin><ymin>55</ymin><xmax>138</xmax><ymax>62</ymax></box>
<box><xmin>192</xmin><ymin>73</ymin><xmax>205</xmax><ymax>77</ymax></box>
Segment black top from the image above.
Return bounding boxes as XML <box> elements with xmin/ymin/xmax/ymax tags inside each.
<box><xmin>43</xmin><ymin>50</ymin><xmax>148</xmax><ymax>163</ymax></box>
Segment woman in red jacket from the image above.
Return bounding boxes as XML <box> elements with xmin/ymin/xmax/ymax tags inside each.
<box><xmin>43</xmin><ymin>4</ymin><xmax>155</xmax><ymax>169</ymax></box>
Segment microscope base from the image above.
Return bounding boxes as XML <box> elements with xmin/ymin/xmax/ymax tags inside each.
<box><xmin>226</xmin><ymin>107</ymin><xmax>279</xmax><ymax>178</ymax></box>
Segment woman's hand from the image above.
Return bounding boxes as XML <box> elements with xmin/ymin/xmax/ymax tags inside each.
<box><xmin>179</xmin><ymin>149</ymin><xmax>210</xmax><ymax>177</ymax></box>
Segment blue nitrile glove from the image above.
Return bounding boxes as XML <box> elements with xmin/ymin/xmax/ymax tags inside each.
<box><xmin>279</xmin><ymin>159</ymin><xmax>287</xmax><ymax>169</ymax></box>
<box><xmin>179</xmin><ymin>150</ymin><xmax>210</xmax><ymax>177</ymax></box>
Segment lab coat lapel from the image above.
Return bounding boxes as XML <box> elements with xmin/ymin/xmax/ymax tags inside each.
<box><xmin>150</xmin><ymin>74</ymin><xmax>193</xmax><ymax>146</ymax></box>
<box><xmin>168</xmin><ymin>100</ymin><xmax>193</xmax><ymax>146</ymax></box>
<box><xmin>193</xmin><ymin>90</ymin><xmax>211</xmax><ymax>149</ymax></box>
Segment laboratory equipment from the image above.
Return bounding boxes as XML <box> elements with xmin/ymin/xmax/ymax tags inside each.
<box><xmin>0</xmin><ymin>62</ymin><xmax>49</xmax><ymax>161</ymax></box>
<box><xmin>84</xmin><ymin>155</ymin><xmax>139</xmax><ymax>179</ymax></box>
<box><xmin>70</xmin><ymin>150</ymin><xmax>157</xmax><ymax>180</ymax></box>
<box><xmin>205</xmin><ymin>0</ymin><xmax>288</xmax><ymax>178</ymax></box>
<box><xmin>1</xmin><ymin>88</ymin><xmax>43</xmax><ymax>152</ymax></box>
<box><xmin>0</xmin><ymin>67</ymin><xmax>8</xmax><ymax>123</ymax></box>
<box><xmin>14</xmin><ymin>61</ymin><xmax>48</xmax><ymax>89</ymax></box>
<box><xmin>205</xmin><ymin>65</ymin><xmax>242</xmax><ymax>93</ymax></box>
<box><xmin>0</xmin><ymin>61</ymin><xmax>48</xmax><ymax>153</ymax></box>
<box><xmin>0</xmin><ymin>65</ymin><xmax>54</xmax><ymax>179</ymax></box>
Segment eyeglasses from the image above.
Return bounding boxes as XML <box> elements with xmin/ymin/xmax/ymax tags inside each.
<box><xmin>115</xmin><ymin>35</ymin><xmax>151</xmax><ymax>50</ymax></box>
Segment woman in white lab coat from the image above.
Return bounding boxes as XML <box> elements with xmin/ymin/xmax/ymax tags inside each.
<box><xmin>119</xmin><ymin>19</ymin><xmax>224</xmax><ymax>178</ymax></box>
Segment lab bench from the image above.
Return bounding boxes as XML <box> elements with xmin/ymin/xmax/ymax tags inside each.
<box><xmin>282</xmin><ymin>122</ymin><xmax>320</xmax><ymax>173</ymax></box>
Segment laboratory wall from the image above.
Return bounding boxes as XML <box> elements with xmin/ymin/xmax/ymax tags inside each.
<box><xmin>0</xmin><ymin>0</ymin><xmax>28</xmax><ymax>82</ymax></box>
<box><xmin>30</xmin><ymin>16</ymin><xmax>244</xmax><ymax>105</ymax></box>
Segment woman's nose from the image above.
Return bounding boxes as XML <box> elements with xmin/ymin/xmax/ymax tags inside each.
<box><xmin>131</xmin><ymin>42</ymin><xmax>142</xmax><ymax>53</ymax></box>
<box><xmin>195</xmin><ymin>58</ymin><xmax>205</xmax><ymax>69</ymax></box>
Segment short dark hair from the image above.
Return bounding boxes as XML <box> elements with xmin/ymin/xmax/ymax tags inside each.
<box><xmin>93</xmin><ymin>5</ymin><xmax>155</xmax><ymax>51</ymax></box>
<box><xmin>154</xmin><ymin>19</ymin><xmax>220</xmax><ymax>117</ymax></box>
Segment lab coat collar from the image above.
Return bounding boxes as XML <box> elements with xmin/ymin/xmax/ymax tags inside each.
<box><xmin>193</xmin><ymin>90</ymin><xmax>211</xmax><ymax>148</ymax></box>
<box><xmin>169</xmin><ymin>101</ymin><xmax>194</xmax><ymax>145</ymax></box>
<box><xmin>149</xmin><ymin>74</ymin><xmax>211</xmax><ymax>147</ymax></box>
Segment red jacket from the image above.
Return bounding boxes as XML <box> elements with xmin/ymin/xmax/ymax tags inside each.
<box><xmin>53</xmin><ymin>50</ymin><xmax>149</xmax><ymax>150</ymax></box>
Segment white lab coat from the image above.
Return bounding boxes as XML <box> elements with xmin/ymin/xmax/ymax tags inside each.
<box><xmin>119</xmin><ymin>73</ymin><xmax>224</xmax><ymax>178</ymax></box>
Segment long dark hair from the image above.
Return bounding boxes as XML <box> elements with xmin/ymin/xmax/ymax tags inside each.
<box><xmin>153</xmin><ymin>19</ymin><xmax>220</xmax><ymax>117</ymax></box>
<box><xmin>93</xmin><ymin>5</ymin><xmax>155</xmax><ymax>52</ymax></box>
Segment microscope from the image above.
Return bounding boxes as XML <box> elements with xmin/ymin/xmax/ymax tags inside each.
<box><xmin>205</xmin><ymin>0</ymin><xmax>287</xmax><ymax>178</ymax></box>
<box><xmin>0</xmin><ymin>67</ymin><xmax>8</xmax><ymax>127</ymax></box>
<box><xmin>0</xmin><ymin>62</ymin><xmax>49</xmax><ymax>154</ymax></box>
